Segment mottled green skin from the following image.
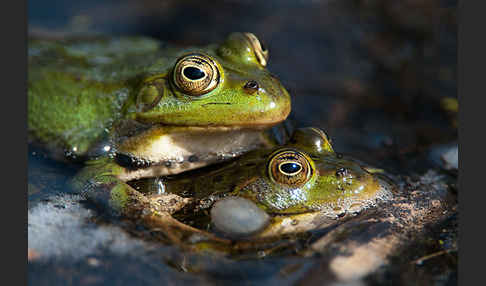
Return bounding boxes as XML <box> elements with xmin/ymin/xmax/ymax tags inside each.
<box><xmin>28</xmin><ymin>33</ymin><xmax>291</xmax><ymax>158</ymax></box>
<box><xmin>28</xmin><ymin>37</ymin><xmax>158</xmax><ymax>156</ymax></box>
<box><xmin>133</xmin><ymin>128</ymin><xmax>389</xmax><ymax>215</ymax></box>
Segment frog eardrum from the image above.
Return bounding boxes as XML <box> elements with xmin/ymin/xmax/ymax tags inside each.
<box><xmin>173</xmin><ymin>53</ymin><xmax>220</xmax><ymax>96</ymax></box>
<box><xmin>136</xmin><ymin>79</ymin><xmax>164</xmax><ymax>112</ymax></box>
<box><xmin>268</xmin><ymin>149</ymin><xmax>313</xmax><ymax>188</ymax></box>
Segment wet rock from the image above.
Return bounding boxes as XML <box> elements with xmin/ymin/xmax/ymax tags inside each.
<box><xmin>211</xmin><ymin>197</ymin><xmax>270</xmax><ymax>238</ymax></box>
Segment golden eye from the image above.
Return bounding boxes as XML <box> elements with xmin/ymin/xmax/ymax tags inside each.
<box><xmin>243</xmin><ymin>32</ymin><xmax>269</xmax><ymax>67</ymax></box>
<box><xmin>173</xmin><ymin>53</ymin><xmax>220</xmax><ymax>96</ymax></box>
<box><xmin>268</xmin><ymin>149</ymin><xmax>312</xmax><ymax>188</ymax></box>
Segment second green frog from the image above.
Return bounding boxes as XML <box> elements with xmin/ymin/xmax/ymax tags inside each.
<box><xmin>126</xmin><ymin>127</ymin><xmax>395</xmax><ymax>239</ymax></box>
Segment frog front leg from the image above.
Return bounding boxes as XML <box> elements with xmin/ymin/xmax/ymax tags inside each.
<box><xmin>70</xmin><ymin>158</ymin><xmax>228</xmax><ymax>245</ymax></box>
<box><xmin>70</xmin><ymin>158</ymin><xmax>146</xmax><ymax>217</ymax></box>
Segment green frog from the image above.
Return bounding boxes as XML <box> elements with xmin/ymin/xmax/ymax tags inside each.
<box><xmin>124</xmin><ymin>127</ymin><xmax>394</xmax><ymax>241</ymax></box>
<box><xmin>29</xmin><ymin>32</ymin><xmax>292</xmax><ymax>205</ymax></box>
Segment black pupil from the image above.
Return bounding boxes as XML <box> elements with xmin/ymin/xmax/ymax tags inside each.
<box><xmin>183</xmin><ymin>67</ymin><xmax>205</xmax><ymax>80</ymax></box>
<box><xmin>280</xmin><ymin>162</ymin><xmax>301</xmax><ymax>174</ymax></box>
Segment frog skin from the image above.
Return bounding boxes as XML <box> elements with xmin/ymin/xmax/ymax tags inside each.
<box><xmin>124</xmin><ymin>127</ymin><xmax>394</xmax><ymax>241</ymax></box>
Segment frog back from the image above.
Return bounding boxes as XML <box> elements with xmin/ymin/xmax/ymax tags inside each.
<box><xmin>28</xmin><ymin>36</ymin><xmax>167</xmax><ymax>159</ymax></box>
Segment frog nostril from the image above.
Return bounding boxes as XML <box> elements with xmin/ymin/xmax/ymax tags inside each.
<box><xmin>243</xmin><ymin>80</ymin><xmax>259</xmax><ymax>95</ymax></box>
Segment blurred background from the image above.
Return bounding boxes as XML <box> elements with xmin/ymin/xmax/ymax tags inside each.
<box><xmin>28</xmin><ymin>0</ymin><xmax>457</xmax><ymax>285</ymax></box>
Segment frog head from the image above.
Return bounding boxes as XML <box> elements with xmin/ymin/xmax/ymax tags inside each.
<box><xmin>132</xmin><ymin>32</ymin><xmax>291</xmax><ymax>128</ymax></box>
<box><xmin>231</xmin><ymin>128</ymin><xmax>389</xmax><ymax>214</ymax></box>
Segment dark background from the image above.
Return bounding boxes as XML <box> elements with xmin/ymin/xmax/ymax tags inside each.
<box><xmin>27</xmin><ymin>0</ymin><xmax>458</xmax><ymax>285</ymax></box>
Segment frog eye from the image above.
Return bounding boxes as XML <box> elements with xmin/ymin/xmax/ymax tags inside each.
<box><xmin>173</xmin><ymin>53</ymin><xmax>220</xmax><ymax>96</ymax></box>
<box><xmin>243</xmin><ymin>32</ymin><xmax>269</xmax><ymax>67</ymax></box>
<box><xmin>268</xmin><ymin>149</ymin><xmax>312</xmax><ymax>188</ymax></box>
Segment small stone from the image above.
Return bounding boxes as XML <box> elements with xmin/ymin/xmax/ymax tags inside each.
<box><xmin>210</xmin><ymin>197</ymin><xmax>270</xmax><ymax>238</ymax></box>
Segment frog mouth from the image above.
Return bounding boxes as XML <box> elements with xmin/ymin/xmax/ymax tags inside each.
<box><xmin>137</xmin><ymin>112</ymin><xmax>289</xmax><ymax>129</ymax></box>
<box><xmin>164</xmin><ymin>123</ymin><xmax>279</xmax><ymax>130</ymax></box>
